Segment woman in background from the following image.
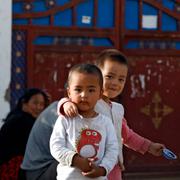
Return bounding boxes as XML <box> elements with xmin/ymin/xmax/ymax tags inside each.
<box><xmin>0</xmin><ymin>88</ymin><xmax>50</xmax><ymax>180</ymax></box>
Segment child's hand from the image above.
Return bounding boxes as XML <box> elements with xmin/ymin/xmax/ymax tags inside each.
<box><xmin>148</xmin><ymin>142</ymin><xmax>165</xmax><ymax>156</ymax></box>
<box><xmin>63</xmin><ymin>101</ymin><xmax>78</xmax><ymax>118</ymax></box>
<box><xmin>82</xmin><ymin>162</ymin><xmax>106</xmax><ymax>178</ymax></box>
<box><xmin>72</xmin><ymin>154</ymin><xmax>91</xmax><ymax>172</ymax></box>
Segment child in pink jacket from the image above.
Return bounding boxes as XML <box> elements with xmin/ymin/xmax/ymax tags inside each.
<box><xmin>58</xmin><ymin>49</ymin><xmax>164</xmax><ymax>180</ymax></box>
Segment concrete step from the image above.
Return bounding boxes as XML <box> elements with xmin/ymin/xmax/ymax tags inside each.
<box><xmin>123</xmin><ymin>171</ymin><xmax>180</xmax><ymax>180</ymax></box>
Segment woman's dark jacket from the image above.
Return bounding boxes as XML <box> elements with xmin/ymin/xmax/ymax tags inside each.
<box><xmin>0</xmin><ymin>111</ymin><xmax>36</xmax><ymax>165</ymax></box>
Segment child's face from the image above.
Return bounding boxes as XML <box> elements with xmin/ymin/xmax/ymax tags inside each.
<box><xmin>67</xmin><ymin>72</ymin><xmax>102</xmax><ymax>115</ymax></box>
<box><xmin>100</xmin><ymin>59</ymin><xmax>128</xmax><ymax>99</ymax></box>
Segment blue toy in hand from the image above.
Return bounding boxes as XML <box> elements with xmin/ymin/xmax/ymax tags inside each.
<box><xmin>163</xmin><ymin>148</ymin><xmax>177</xmax><ymax>160</ymax></box>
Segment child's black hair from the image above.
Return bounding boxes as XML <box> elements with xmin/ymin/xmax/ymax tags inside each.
<box><xmin>67</xmin><ymin>63</ymin><xmax>103</xmax><ymax>89</ymax></box>
<box><xmin>96</xmin><ymin>49</ymin><xmax>128</xmax><ymax>68</ymax></box>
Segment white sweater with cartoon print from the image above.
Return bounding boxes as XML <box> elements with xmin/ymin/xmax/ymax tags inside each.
<box><xmin>50</xmin><ymin>113</ymin><xmax>118</xmax><ymax>180</ymax></box>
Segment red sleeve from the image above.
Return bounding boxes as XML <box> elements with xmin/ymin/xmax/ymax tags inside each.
<box><xmin>122</xmin><ymin>118</ymin><xmax>151</xmax><ymax>154</ymax></box>
<box><xmin>57</xmin><ymin>97</ymin><xmax>70</xmax><ymax>115</ymax></box>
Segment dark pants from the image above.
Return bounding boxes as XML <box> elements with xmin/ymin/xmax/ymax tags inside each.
<box><xmin>18</xmin><ymin>160</ymin><xmax>58</xmax><ymax>180</ymax></box>
<box><xmin>18</xmin><ymin>168</ymin><xmax>26</xmax><ymax>180</ymax></box>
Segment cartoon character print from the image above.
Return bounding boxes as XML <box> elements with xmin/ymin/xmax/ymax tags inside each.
<box><xmin>76</xmin><ymin>128</ymin><xmax>102</xmax><ymax>161</ymax></box>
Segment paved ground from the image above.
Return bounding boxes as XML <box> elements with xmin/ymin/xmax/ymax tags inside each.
<box><xmin>124</xmin><ymin>176</ymin><xmax>180</xmax><ymax>180</ymax></box>
<box><xmin>123</xmin><ymin>172</ymin><xmax>180</xmax><ymax>180</ymax></box>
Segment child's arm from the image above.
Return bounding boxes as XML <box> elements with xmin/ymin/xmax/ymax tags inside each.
<box><xmin>122</xmin><ymin>118</ymin><xmax>164</xmax><ymax>156</ymax></box>
<box><xmin>57</xmin><ymin>98</ymin><xmax>78</xmax><ymax>117</ymax></box>
<box><xmin>50</xmin><ymin>116</ymin><xmax>91</xmax><ymax>172</ymax></box>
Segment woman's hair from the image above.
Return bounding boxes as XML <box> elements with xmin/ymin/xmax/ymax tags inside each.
<box><xmin>67</xmin><ymin>63</ymin><xmax>103</xmax><ymax>89</ymax></box>
<box><xmin>95</xmin><ymin>49</ymin><xmax>128</xmax><ymax>68</ymax></box>
<box><xmin>4</xmin><ymin>88</ymin><xmax>50</xmax><ymax>121</ymax></box>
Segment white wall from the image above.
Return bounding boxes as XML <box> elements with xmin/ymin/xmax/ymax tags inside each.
<box><xmin>0</xmin><ymin>0</ymin><xmax>12</xmax><ymax>127</ymax></box>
